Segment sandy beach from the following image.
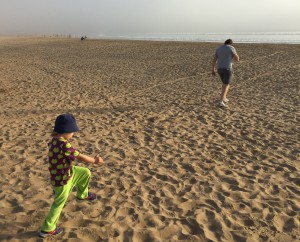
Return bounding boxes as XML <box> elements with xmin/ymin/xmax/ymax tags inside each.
<box><xmin>0</xmin><ymin>37</ymin><xmax>299</xmax><ymax>241</ymax></box>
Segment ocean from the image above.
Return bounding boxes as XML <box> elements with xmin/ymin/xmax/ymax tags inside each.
<box><xmin>98</xmin><ymin>32</ymin><xmax>300</xmax><ymax>44</ymax></box>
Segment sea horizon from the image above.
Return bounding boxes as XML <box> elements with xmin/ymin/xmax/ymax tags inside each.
<box><xmin>97</xmin><ymin>32</ymin><xmax>300</xmax><ymax>44</ymax></box>
<box><xmin>1</xmin><ymin>32</ymin><xmax>300</xmax><ymax>44</ymax></box>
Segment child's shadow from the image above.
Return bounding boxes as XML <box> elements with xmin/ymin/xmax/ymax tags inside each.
<box><xmin>5</xmin><ymin>231</ymin><xmax>45</xmax><ymax>241</ymax></box>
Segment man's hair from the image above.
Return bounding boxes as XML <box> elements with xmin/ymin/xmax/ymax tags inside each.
<box><xmin>224</xmin><ymin>39</ymin><xmax>233</xmax><ymax>45</ymax></box>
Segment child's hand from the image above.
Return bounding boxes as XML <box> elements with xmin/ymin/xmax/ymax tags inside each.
<box><xmin>94</xmin><ymin>155</ymin><xmax>104</xmax><ymax>164</ymax></box>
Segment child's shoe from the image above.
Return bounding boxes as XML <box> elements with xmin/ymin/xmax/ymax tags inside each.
<box><xmin>39</xmin><ymin>227</ymin><xmax>63</xmax><ymax>238</ymax></box>
<box><xmin>77</xmin><ymin>192</ymin><xmax>97</xmax><ymax>201</ymax></box>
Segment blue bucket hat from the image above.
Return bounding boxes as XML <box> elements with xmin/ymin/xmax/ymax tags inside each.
<box><xmin>53</xmin><ymin>114</ymin><xmax>79</xmax><ymax>134</ymax></box>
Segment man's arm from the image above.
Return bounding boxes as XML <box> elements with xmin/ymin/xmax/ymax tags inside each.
<box><xmin>233</xmin><ymin>53</ymin><xmax>240</xmax><ymax>62</ymax></box>
<box><xmin>211</xmin><ymin>56</ymin><xmax>217</xmax><ymax>75</ymax></box>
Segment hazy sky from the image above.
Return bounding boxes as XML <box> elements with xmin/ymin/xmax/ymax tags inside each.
<box><xmin>0</xmin><ymin>0</ymin><xmax>299</xmax><ymax>36</ymax></box>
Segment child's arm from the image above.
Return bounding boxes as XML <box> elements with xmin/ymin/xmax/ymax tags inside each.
<box><xmin>77</xmin><ymin>153</ymin><xmax>104</xmax><ymax>164</ymax></box>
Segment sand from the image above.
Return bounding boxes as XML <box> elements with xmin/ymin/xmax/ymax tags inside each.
<box><xmin>0</xmin><ymin>37</ymin><xmax>299</xmax><ymax>242</ymax></box>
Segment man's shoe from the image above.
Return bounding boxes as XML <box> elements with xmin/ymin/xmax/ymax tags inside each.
<box><xmin>219</xmin><ymin>101</ymin><xmax>227</xmax><ymax>107</ymax></box>
<box><xmin>39</xmin><ymin>227</ymin><xmax>63</xmax><ymax>238</ymax></box>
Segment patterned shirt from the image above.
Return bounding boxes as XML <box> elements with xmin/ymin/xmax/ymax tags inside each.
<box><xmin>48</xmin><ymin>137</ymin><xmax>80</xmax><ymax>187</ymax></box>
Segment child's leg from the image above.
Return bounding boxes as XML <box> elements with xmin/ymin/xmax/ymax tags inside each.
<box><xmin>41</xmin><ymin>181</ymin><xmax>73</xmax><ymax>232</ymax></box>
<box><xmin>71</xmin><ymin>165</ymin><xmax>91</xmax><ymax>199</ymax></box>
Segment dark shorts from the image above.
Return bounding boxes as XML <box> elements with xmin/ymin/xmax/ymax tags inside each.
<box><xmin>218</xmin><ymin>69</ymin><xmax>233</xmax><ymax>84</ymax></box>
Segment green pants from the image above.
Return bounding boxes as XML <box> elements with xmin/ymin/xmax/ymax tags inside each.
<box><xmin>41</xmin><ymin>165</ymin><xmax>91</xmax><ymax>232</ymax></box>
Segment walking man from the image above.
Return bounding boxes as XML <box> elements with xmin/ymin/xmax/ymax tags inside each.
<box><xmin>212</xmin><ymin>39</ymin><xmax>240</xmax><ymax>107</ymax></box>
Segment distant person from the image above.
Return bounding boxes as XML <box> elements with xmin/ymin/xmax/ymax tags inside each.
<box><xmin>39</xmin><ymin>114</ymin><xmax>104</xmax><ymax>238</ymax></box>
<box><xmin>212</xmin><ymin>39</ymin><xmax>240</xmax><ymax>107</ymax></box>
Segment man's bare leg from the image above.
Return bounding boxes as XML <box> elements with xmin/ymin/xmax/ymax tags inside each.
<box><xmin>221</xmin><ymin>84</ymin><xmax>230</xmax><ymax>102</ymax></box>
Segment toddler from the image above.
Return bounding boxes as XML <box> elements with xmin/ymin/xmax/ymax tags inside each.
<box><xmin>39</xmin><ymin>113</ymin><xmax>104</xmax><ymax>238</ymax></box>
